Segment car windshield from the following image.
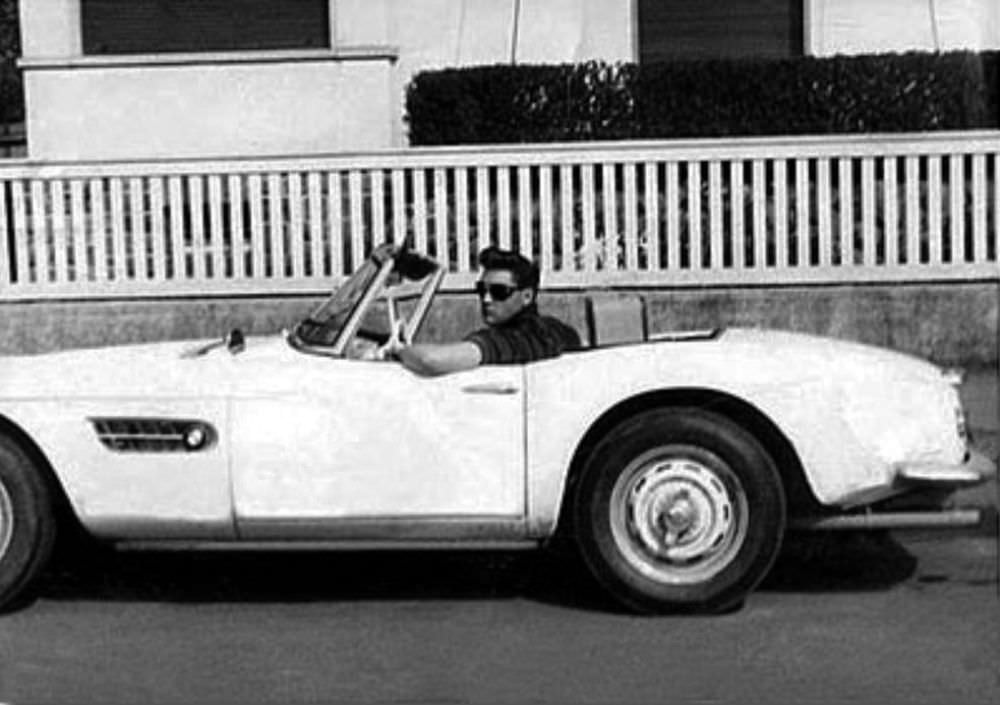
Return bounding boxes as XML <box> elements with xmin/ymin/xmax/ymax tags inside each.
<box><xmin>293</xmin><ymin>259</ymin><xmax>381</xmax><ymax>347</ymax></box>
<box><xmin>291</xmin><ymin>248</ymin><xmax>441</xmax><ymax>351</ymax></box>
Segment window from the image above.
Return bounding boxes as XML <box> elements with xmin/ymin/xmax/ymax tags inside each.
<box><xmin>639</xmin><ymin>0</ymin><xmax>803</xmax><ymax>62</ymax></box>
<box><xmin>81</xmin><ymin>0</ymin><xmax>330</xmax><ymax>55</ymax></box>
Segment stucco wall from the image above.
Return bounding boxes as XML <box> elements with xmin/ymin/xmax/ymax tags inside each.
<box><xmin>2</xmin><ymin>283</ymin><xmax>995</xmax><ymax>369</ymax></box>
<box><xmin>21</xmin><ymin>52</ymin><xmax>397</xmax><ymax>160</ymax></box>
<box><xmin>18</xmin><ymin>0</ymin><xmax>634</xmax><ymax>159</ymax></box>
<box><xmin>807</xmin><ymin>0</ymin><xmax>1000</xmax><ymax>55</ymax></box>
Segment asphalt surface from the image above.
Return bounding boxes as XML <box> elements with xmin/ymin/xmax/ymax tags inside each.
<box><xmin>0</xmin><ymin>531</ymin><xmax>996</xmax><ymax>705</ymax></box>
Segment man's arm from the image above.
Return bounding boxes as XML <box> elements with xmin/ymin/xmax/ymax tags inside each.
<box><xmin>395</xmin><ymin>341</ymin><xmax>482</xmax><ymax>376</ymax></box>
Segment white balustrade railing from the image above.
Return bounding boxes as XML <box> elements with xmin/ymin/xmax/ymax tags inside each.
<box><xmin>1</xmin><ymin>132</ymin><xmax>998</xmax><ymax>300</ymax></box>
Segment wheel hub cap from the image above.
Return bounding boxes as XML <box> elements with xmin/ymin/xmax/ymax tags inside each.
<box><xmin>633</xmin><ymin>463</ymin><xmax>734</xmax><ymax>561</ymax></box>
<box><xmin>610</xmin><ymin>447</ymin><xmax>749</xmax><ymax>585</ymax></box>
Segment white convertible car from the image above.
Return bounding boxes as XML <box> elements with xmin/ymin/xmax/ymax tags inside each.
<box><xmin>0</xmin><ymin>247</ymin><xmax>993</xmax><ymax>613</ymax></box>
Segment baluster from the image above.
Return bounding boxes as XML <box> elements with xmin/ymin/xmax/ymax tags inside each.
<box><xmin>70</xmin><ymin>180</ymin><xmax>88</xmax><ymax>283</ymax></box>
<box><xmin>51</xmin><ymin>180</ymin><xmax>69</xmax><ymax>283</ymax></box>
<box><xmin>456</xmin><ymin>168</ymin><xmax>471</xmax><ymax>272</ymax></box>
<box><xmin>904</xmin><ymin>157</ymin><xmax>920</xmax><ymax>265</ymax></box>
<box><xmin>307</xmin><ymin>172</ymin><xmax>323</xmax><ymax>278</ymax></box>
<box><xmin>928</xmin><ymin>157</ymin><xmax>942</xmax><ymax>264</ymax></box>
<box><xmin>602</xmin><ymin>163</ymin><xmax>618</xmax><ymax>270</ymax></box>
<box><xmin>539</xmin><ymin>166</ymin><xmax>553</xmax><ymax>273</ymax></box>
<box><xmin>948</xmin><ymin>154</ymin><xmax>964</xmax><ymax>263</ymax></box>
<box><xmin>795</xmin><ymin>159</ymin><xmax>810</xmax><ymax>267</ymax></box>
<box><xmin>774</xmin><ymin>160</ymin><xmax>787</xmax><ymax>268</ymax></box>
<box><xmin>861</xmin><ymin>157</ymin><xmax>876</xmax><ymax>266</ymax></box>
<box><xmin>665</xmin><ymin>162</ymin><xmax>680</xmax><ymax>270</ymax></box>
<box><xmin>434</xmin><ymin>167</ymin><xmax>449</xmax><ymax>264</ymax></box>
<box><xmin>288</xmin><ymin>172</ymin><xmax>305</xmax><ymax>278</ymax></box>
<box><xmin>228</xmin><ymin>174</ymin><xmax>245</xmax><ymax>279</ymax></box>
<box><xmin>752</xmin><ymin>160</ymin><xmax>766</xmax><ymax>268</ymax></box>
<box><xmin>559</xmin><ymin>165</ymin><xmax>574</xmax><ymax>271</ymax></box>
<box><xmin>731</xmin><ymin>161</ymin><xmax>745</xmax><ymax>269</ymax></box>
<box><xmin>167</xmin><ymin>176</ymin><xmax>185</xmax><ymax>279</ymax></box>
<box><xmin>817</xmin><ymin>159</ymin><xmax>832</xmax><ymax>268</ymax></box>
<box><xmin>644</xmin><ymin>162</ymin><xmax>660</xmax><ymax>271</ymax></box>
<box><xmin>883</xmin><ymin>158</ymin><xmax>898</xmax><ymax>267</ymax></box>
<box><xmin>972</xmin><ymin>154</ymin><xmax>986</xmax><ymax>263</ymax></box>
<box><xmin>518</xmin><ymin>165</ymin><xmax>532</xmax><ymax>259</ymax></box>
<box><xmin>248</xmin><ymin>174</ymin><xmax>265</xmax><ymax>278</ymax></box>
<box><xmin>208</xmin><ymin>174</ymin><xmax>225</xmax><ymax>280</ymax></box>
<box><xmin>624</xmin><ymin>162</ymin><xmax>639</xmax><ymax>271</ymax></box>
<box><xmin>31</xmin><ymin>180</ymin><xmax>49</xmax><ymax>283</ymax></box>
<box><xmin>581</xmin><ymin>164</ymin><xmax>596</xmax><ymax>271</ymax></box>
<box><xmin>497</xmin><ymin>167</ymin><xmax>511</xmax><ymax>250</ymax></box>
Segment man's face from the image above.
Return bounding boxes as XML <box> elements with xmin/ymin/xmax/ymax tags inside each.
<box><xmin>477</xmin><ymin>268</ymin><xmax>533</xmax><ymax>326</ymax></box>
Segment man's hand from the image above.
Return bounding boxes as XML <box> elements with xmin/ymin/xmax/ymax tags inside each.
<box><xmin>370</xmin><ymin>242</ymin><xmax>398</xmax><ymax>265</ymax></box>
<box><xmin>376</xmin><ymin>320</ymin><xmax>410</xmax><ymax>360</ymax></box>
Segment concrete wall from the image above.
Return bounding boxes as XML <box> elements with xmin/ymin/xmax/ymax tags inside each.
<box><xmin>2</xmin><ymin>283</ymin><xmax>996</xmax><ymax>369</ymax></box>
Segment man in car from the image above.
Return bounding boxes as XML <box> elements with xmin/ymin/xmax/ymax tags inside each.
<box><xmin>383</xmin><ymin>246</ymin><xmax>580</xmax><ymax>375</ymax></box>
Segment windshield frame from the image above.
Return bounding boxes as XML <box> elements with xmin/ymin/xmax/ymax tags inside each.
<box><xmin>288</xmin><ymin>249</ymin><xmax>444</xmax><ymax>358</ymax></box>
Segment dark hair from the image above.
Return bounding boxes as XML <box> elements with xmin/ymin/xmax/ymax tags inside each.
<box><xmin>477</xmin><ymin>246</ymin><xmax>540</xmax><ymax>292</ymax></box>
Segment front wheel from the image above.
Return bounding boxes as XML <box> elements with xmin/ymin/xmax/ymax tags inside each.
<box><xmin>573</xmin><ymin>408</ymin><xmax>786</xmax><ymax>613</ymax></box>
<box><xmin>0</xmin><ymin>435</ymin><xmax>57</xmax><ymax>612</ymax></box>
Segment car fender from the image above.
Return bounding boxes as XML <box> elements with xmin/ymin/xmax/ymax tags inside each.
<box><xmin>523</xmin><ymin>332</ymin><xmax>963</xmax><ymax>537</ymax></box>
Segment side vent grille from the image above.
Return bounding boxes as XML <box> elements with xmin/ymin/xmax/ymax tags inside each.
<box><xmin>91</xmin><ymin>418</ymin><xmax>217</xmax><ymax>453</ymax></box>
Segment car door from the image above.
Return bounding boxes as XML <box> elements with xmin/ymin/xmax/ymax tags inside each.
<box><xmin>229</xmin><ymin>355</ymin><xmax>527</xmax><ymax>539</ymax></box>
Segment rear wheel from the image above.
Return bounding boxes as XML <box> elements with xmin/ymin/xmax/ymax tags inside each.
<box><xmin>573</xmin><ymin>408</ymin><xmax>786</xmax><ymax>613</ymax></box>
<box><xmin>0</xmin><ymin>435</ymin><xmax>57</xmax><ymax>612</ymax></box>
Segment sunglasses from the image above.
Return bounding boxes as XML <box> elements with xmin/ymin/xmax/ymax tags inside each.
<box><xmin>474</xmin><ymin>281</ymin><xmax>521</xmax><ymax>302</ymax></box>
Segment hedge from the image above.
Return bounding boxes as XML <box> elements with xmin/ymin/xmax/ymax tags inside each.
<box><xmin>406</xmin><ymin>51</ymin><xmax>1000</xmax><ymax>145</ymax></box>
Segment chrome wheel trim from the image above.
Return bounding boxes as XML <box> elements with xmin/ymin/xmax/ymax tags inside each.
<box><xmin>609</xmin><ymin>445</ymin><xmax>749</xmax><ymax>585</ymax></box>
<box><xmin>0</xmin><ymin>478</ymin><xmax>13</xmax><ymax>561</ymax></box>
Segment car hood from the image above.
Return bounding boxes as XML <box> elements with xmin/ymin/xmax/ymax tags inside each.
<box><xmin>0</xmin><ymin>334</ymin><xmax>293</xmax><ymax>399</ymax></box>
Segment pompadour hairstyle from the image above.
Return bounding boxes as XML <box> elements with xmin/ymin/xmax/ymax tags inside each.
<box><xmin>477</xmin><ymin>246</ymin><xmax>540</xmax><ymax>292</ymax></box>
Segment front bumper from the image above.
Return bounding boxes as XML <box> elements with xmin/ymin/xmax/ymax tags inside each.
<box><xmin>790</xmin><ymin>448</ymin><xmax>996</xmax><ymax>532</ymax></box>
<box><xmin>895</xmin><ymin>448</ymin><xmax>996</xmax><ymax>488</ymax></box>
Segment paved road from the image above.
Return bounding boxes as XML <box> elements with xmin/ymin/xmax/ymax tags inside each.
<box><xmin>0</xmin><ymin>531</ymin><xmax>996</xmax><ymax>705</ymax></box>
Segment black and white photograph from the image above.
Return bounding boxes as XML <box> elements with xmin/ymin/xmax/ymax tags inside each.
<box><xmin>0</xmin><ymin>1</ymin><xmax>997</xmax><ymax>704</ymax></box>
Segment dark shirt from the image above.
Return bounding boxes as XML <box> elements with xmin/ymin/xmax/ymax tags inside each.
<box><xmin>464</xmin><ymin>305</ymin><xmax>581</xmax><ymax>365</ymax></box>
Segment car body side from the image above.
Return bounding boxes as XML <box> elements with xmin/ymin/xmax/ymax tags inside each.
<box><xmin>0</xmin><ymin>326</ymin><xmax>973</xmax><ymax>545</ymax></box>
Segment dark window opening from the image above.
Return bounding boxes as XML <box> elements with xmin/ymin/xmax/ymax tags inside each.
<box><xmin>639</xmin><ymin>0</ymin><xmax>803</xmax><ymax>62</ymax></box>
<box><xmin>81</xmin><ymin>0</ymin><xmax>330</xmax><ymax>55</ymax></box>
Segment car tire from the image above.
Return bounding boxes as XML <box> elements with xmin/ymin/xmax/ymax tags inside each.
<box><xmin>573</xmin><ymin>407</ymin><xmax>786</xmax><ymax>614</ymax></box>
<box><xmin>0</xmin><ymin>435</ymin><xmax>57</xmax><ymax>612</ymax></box>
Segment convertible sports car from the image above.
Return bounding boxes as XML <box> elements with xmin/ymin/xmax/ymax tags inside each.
<box><xmin>0</xmin><ymin>246</ymin><xmax>993</xmax><ymax>613</ymax></box>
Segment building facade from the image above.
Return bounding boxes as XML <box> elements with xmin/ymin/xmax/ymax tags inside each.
<box><xmin>17</xmin><ymin>0</ymin><xmax>1000</xmax><ymax>161</ymax></box>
